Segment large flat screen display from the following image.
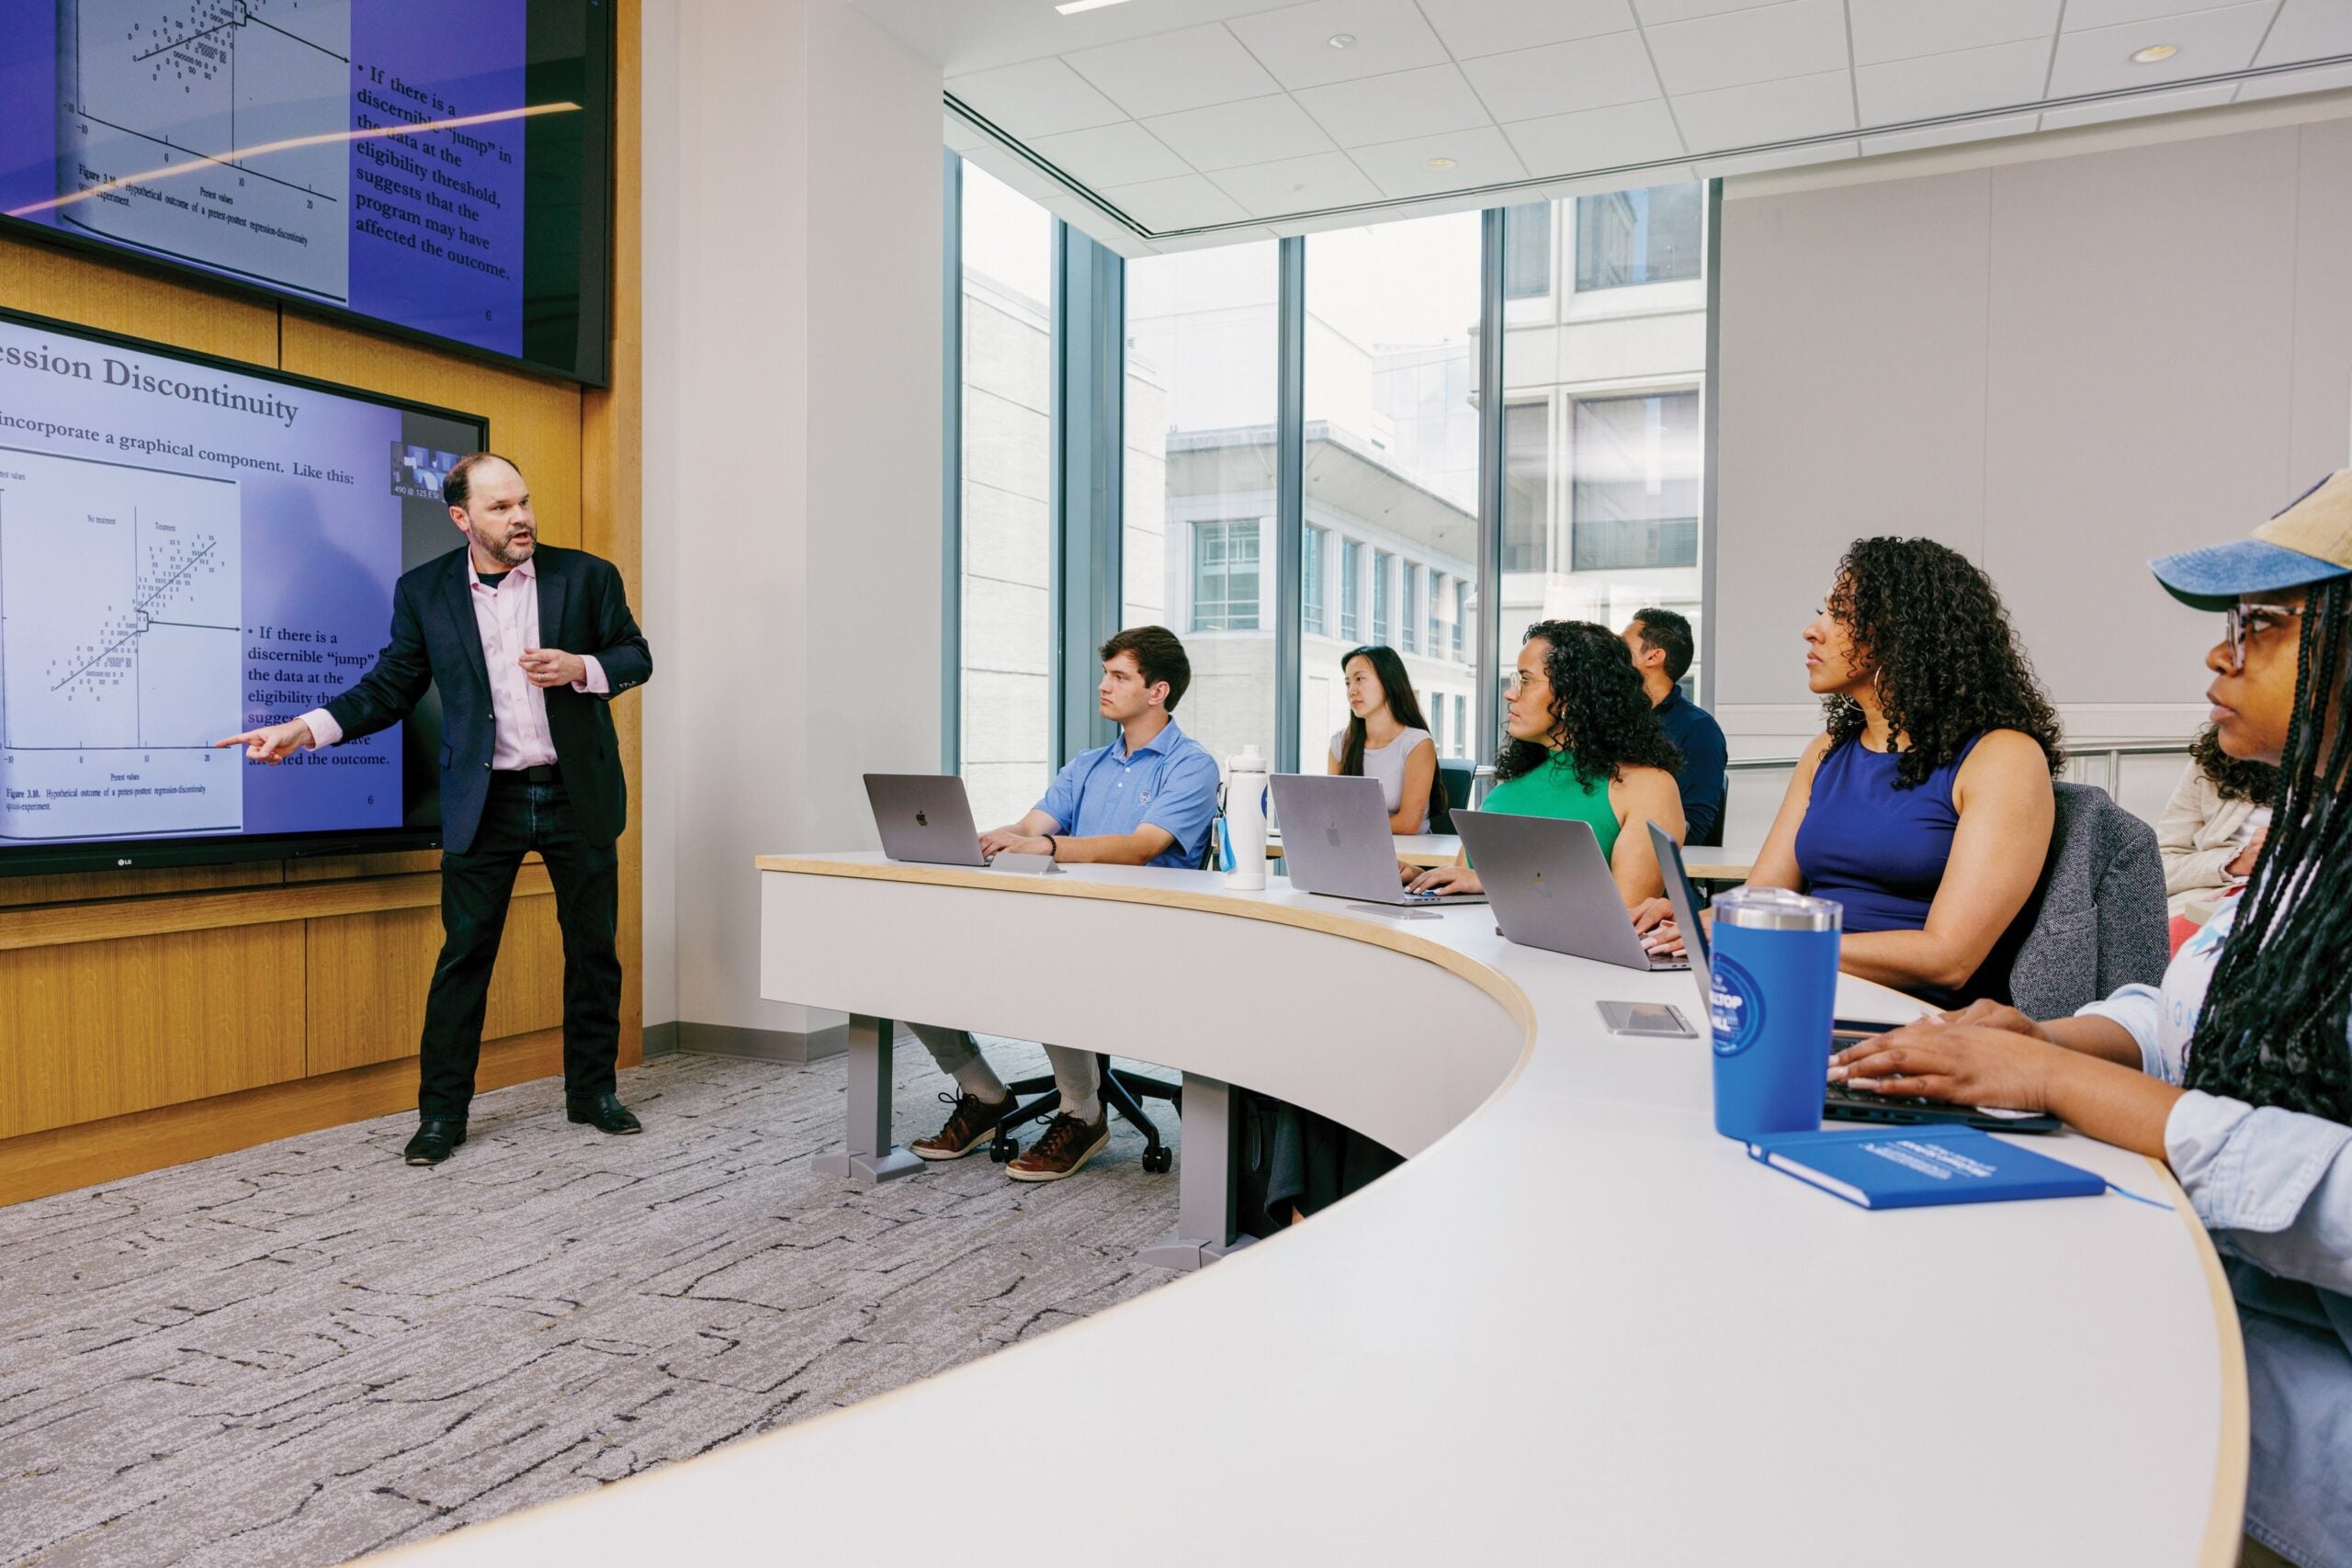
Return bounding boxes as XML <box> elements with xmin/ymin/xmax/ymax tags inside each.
<box><xmin>0</xmin><ymin>0</ymin><xmax>612</xmax><ymax>384</ymax></box>
<box><xmin>0</xmin><ymin>307</ymin><xmax>481</xmax><ymax>874</ymax></box>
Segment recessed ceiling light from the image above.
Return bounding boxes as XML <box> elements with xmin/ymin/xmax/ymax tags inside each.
<box><xmin>2130</xmin><ymin>43</ymin><xmax>2179</xmax><ymax>63</ymax></box>
<box><xmin>1055</xmin><ymin>0</ymin><xmax>1135</xmax><ymax>13</ymax></box>
<box><xmin>1328</xmin><ymin>32</ymin><xmax>1356</xmax><ymax>49</ymax></box>
<box><xmin>1425</xmin><ymin>156</ymin><xmax>1456</xmax><ymax>172</ymax></box>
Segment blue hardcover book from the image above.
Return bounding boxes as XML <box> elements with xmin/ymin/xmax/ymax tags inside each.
<box><xmin>1747</xmin><ymin>1125</ymin><xmax>2106</xmax><ymax>1210</ymax></box>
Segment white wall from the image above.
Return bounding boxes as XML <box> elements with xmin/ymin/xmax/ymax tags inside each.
<box><xmin>639</xmin><ymin>0</ymin><xmax>944</xmax><ymax>1037</ymax></box>
<box><xmin>1713</xmin><ymin>96</ymin><xmax>2352</xmax><ymax>768</ymax></box>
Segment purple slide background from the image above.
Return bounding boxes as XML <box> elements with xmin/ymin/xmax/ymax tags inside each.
<box><xmin>0</xmin><ymin>0</ymin><xmax>58</xmax><ymax>220</ymax></box>
<box><xmin>347</xmin><ymin>4</ymin><xmax>528</xmax><ymax>357</ymax></box>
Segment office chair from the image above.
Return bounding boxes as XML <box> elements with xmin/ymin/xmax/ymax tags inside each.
<box><xmin>980</xmin><ymin>819</ymin><xmax>1208</xmax><ymax>1174</ymax></box>
<box><xmin>1428</xmin><ymin>760</ymin><xmax>1475</xmax><ymax>836</ymax></box>
<box><xmin>1999</xmin><ymin>782</ymin><xmax>2168</xmax><ymax>1017</ymax></box>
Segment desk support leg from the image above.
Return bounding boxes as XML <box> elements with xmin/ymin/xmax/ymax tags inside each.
<box><xmin>812</xmin><ymin>1013</ymin><xmax>923</xmax><ymax>1186</ymax></box>
<box><xmin>1140</xmin><ymin>1073</ymin><xmax>1254</xmax><ymax>1271</ymax></box>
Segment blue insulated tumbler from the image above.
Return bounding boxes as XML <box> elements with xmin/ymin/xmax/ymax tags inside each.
<box><xmin>1708</xmin><ymin>886</ymin><xmax>1842</xmax><ymax>1139</ymax></box>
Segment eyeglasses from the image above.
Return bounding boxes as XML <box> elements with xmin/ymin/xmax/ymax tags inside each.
<box><xmin>1502</xmin><ymin>670</ymin><xmax>1547</xmax><ymax>695</ymax></box>
<box><xmin>2222</xmin><ymin>602</ymin><xmax>2303</xmax><ymax>671</ymax></box>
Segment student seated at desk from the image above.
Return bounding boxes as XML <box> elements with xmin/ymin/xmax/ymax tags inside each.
<box><xmin>1664</xmin><ymin>538</ymin><xmax>2060</xmax><ymax>1008</ymax></box>
<box><xmin>1408</xmin><ymin>619</ymin><xmax>1684</xmax><ymax>908</ymax></box>
<box><xmin>906</xmin><ymin>626</ymin><xmax>1218</xmax><ymax>1182</ymax></box>
<box><xmin>1831</xmin><ymin>475</ymin><xmax>2352</xmax><ymax>1568</ymax></box>
<box><xmin>1328</xmin><ymin>644</ymin><xmax>1444</xmax><ymax>833</ymax></box>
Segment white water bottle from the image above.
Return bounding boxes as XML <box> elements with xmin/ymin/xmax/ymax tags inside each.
<box><xmin>1223</xmin><ymin>745</ymin><xmax>1269</xmax><ymax>890</ymax></box>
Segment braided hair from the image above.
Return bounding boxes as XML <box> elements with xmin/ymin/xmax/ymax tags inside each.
<box><xmin>2184</xmin><ymin>578</ymin><xmax>2352</xmax><ymax>1122</ymax></box>
<box><xmin>1494</xmin><ymin>619</ymin><xmax>1683</xmax><ymax>789</ymax></box>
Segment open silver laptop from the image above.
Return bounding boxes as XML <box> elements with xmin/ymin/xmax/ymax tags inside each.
<box><xmin>1455</xmin><ymin>809</ymin><xmax>1686</xmax><ymax>971</ymax></box>
<box><xmin>864</xmin><ymin>774</ymin><xmax>989</xmax><ymax>866</ymax></box>
<box><xmin>1269</xmin><ymin>773</ymin><xmax>1486</xmax><ymax>906</ymax></box>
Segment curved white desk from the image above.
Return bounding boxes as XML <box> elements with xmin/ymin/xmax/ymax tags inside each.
<box><xmin>380</xmin><ymin>855</ymin><xmax>2246</xmax><ymax>1567</ymax></box>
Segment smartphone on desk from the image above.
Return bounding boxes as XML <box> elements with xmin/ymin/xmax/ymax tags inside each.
<box><xmin>1599</xmin><ymin>1000</ymin><xmax>1697</xmax><ymax>1038</ymax></box>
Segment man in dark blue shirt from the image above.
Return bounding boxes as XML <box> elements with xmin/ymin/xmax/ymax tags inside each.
<box><xmin>1622</xmin><ymin>608</ymin><xmax>1728</xmax><ymax>847</ymax></box>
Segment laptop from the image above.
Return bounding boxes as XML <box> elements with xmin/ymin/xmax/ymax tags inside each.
<box><xmin>1645</xmin><ymin>822</ymin><xmax>2061</xmax><ymax>1134</ymax></box>
<box><xmin>864</xmin><ymin>774</ymin><xmax>989</xmax><ymax>867</ymax></box>
<box><xmin>1453</xmin><ymin>810</ymin><xmax>1687</xmax><ymax>972</ymax></box>
<box><xmin>1270</xmin><ymin>773</ymin><xmax>1487</xmax><ymax>906</ymax></box>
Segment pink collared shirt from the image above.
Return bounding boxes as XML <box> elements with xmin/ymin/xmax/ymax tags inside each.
<box><xmin>300</xmin><ymin>555</ymin><xmax>606</xmax><ymax>761</ymax></box>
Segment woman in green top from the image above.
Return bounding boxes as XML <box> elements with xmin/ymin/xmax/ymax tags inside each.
<box><xmin>1410</xmin><ymin>619</ymin><xmax>1687</xmax><ymax>907</ymax></box>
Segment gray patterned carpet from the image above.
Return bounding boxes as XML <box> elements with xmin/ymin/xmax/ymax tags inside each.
<box><xmin>0</xmin><ymin>1043</ymin><xmax>1183</xmax><ymax>1567</ymax></box>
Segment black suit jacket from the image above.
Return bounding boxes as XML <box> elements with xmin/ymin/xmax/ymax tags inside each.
<box><xmin>323</xmin><ymin>545</ymin><xmax>650</xmax><ymax>852</ymax></box>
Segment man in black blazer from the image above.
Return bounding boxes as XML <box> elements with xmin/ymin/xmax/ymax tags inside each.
<box><xmin>220</xmin><ymin>453</ymin><xmax>651</xmax><ymax>1166</ymax></box>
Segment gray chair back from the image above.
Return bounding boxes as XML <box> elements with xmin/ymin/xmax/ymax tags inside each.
<box><xmin>2005</xmin><ymin>782</ymin><xmax>2169</xmax><ymax>1018</ymax></box>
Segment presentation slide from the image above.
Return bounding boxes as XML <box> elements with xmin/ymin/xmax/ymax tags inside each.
<box><xmin>0</xmin><ymin>0</ymin><xmax>609</xmax><ymax>382</ymax></box>
<box><xmin>0</xmin><ymin>310</ymin><xmax>477</xmax><ymax>863</ymax></box>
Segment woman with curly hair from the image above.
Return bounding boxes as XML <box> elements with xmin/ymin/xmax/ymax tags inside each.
<box><xmin>1833</xmin><ymin>473</ymin><xmax>2352</xmax><ymax>1568</ymax></box>
<box><xmin>1408</xmin><ymin>619</ymin><xmax>1684</xmax><ymax>906</ymax></box>
<box><xmin>2159</xmin><ymin>722</ymin><xmax>2278</xmax><ymax>920</ymax></box>
<box><xmin>1741</xmin><ymin>536</ymin><xmax>2063</xmax><ymax>1006</ymax></box>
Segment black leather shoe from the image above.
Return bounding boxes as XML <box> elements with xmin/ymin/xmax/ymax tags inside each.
<box><xmin>403</xmin><ymin>1119</ymin><xmax>467</xmax><ymax>1166</ymax></box>
<box><xmin>566</xmin><ymin>1092</ymin><xmax>641</xmax><ymax>1134</ymax></box>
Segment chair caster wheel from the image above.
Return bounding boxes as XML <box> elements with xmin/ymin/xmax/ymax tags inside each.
<box><xmin>989</xmin><ymin>1139</ymin><xmax>1018</xmax><ymax>1163</ymax></box>
<box><xmin>1142</xmin><ymin>1146</ymin><xmax>1172</xmax><ymax>1174</ymax></box>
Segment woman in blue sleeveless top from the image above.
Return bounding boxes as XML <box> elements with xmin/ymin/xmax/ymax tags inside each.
<box><xmin>1749</xmin><ymin>537</ymin><xmax>2062</xmax><ymax>1005</ymax></box>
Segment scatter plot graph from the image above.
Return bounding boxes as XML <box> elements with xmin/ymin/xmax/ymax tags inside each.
<box><xmin>61</xmin><ymin>0</ymin><xmax>353</xmax><ymax>299</ymax></box>
<box><xmin>0</xmin><ymin>447</ymin><xmax>243</xmax><ymax>840</ymax></box>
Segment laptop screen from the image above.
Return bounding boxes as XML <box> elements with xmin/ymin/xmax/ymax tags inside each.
<box><xmin>1647</xmin><ymin>822</ymin><xmax>1714</xmax><ymax>1017</ymax></box>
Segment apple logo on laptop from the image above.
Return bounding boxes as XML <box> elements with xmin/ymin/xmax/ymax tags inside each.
<box><xmin>1533</xmin><ymin>870</ymin><xmax>1552</xmax><ymax>898</ymax></box>
<box><xmin>1324</xmin><ymin>825</ymin><xmax>1342</xmax><ymax>848</ymax></box>
<box><xmin>915</xmin><ymin>810</ymin><xmax>928</xmax><ymax>827</ymax></box>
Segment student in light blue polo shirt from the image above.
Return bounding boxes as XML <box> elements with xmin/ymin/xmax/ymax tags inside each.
<box><xmin>908</xmin><ymin>626</ymin><xmax>1220</xmax><ymax>1182</ymax></box>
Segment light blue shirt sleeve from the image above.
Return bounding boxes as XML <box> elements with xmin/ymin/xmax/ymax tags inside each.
<box><xmin>2075</xmin><ymin>984</ymin><xmax>2177</xmax><ymax>1083</ymax></box>
<box><xmin>1033</xmin><ymin>750</ymin><xmax>1093</xmax><ymax>834</ymax></box>
<box><xmin>1138</xmin><ymin>746</ymin><xmax>1221</xmax><ymax>858</ymax></box>
<box><xmin>2166</xmin><ymin>1089</ymin><xmax>2352</xmax><ymax>1299</ymax></box>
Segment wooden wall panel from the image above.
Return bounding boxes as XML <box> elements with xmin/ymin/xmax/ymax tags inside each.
<box><xmin>0</xmin><ymin>923</ymin><xmax>307</xmax><ymax>1139</ymax></box>
<box><xmin>304</xmin><ymin>891</ymin><xmax>566</xmax><ymax>1074</ymax></box>
<box><xmin>0</xmin><ymin>237</ymin><xmax>277</xmax><ymax>363</ymax></box>
<box><xmin>0</xmin><ymin>861</ymin><xmax>281</xmax><ymax>908</ymax></box>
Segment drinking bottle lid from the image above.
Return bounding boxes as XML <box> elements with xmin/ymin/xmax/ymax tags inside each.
<box><xmin>1229</xmin><ymin>744</ymin><xmax>1266</xmax><ymax>770</ymax></box>
<box><xmin>1713</xmin><ymin>885</ymin><xmax>1842</xmax><ymax>932</ymax></box>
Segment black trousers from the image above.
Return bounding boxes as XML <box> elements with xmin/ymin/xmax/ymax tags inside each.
<box><xmin>417</xmin><ymin>771</ymin><xmax>622</xmax><ymax>1120</ymax></box>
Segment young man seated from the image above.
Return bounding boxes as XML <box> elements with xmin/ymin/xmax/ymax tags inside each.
<box><xmin>908</xmin><ymin>626</ymin><xmax>1220</xmax><ymax>1182</ymax></box>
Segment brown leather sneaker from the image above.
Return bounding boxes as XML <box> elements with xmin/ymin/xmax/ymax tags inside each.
<box><xmin>911</xmin><ymin>1089</ymin><xmax>1007</xmax><ymax>1160</ymax></box>
<box><xmin>1006</xmin><ymin>1111</ymin><xmax>1110</xmax><ymax>1182</ymax></box>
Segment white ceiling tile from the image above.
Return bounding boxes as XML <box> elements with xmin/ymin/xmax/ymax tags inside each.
<box><xmin>1633</xmin><ymin>0</ymin><xmax>1790</xmax><ymax>22</ymax></box>
<box><xmin>1414</xmin><ymin>0</ymin><xmax>1638</xmax><ymax>60</ymax></box>
<box><xmin>1029</xmin><ymin>121</ymin><xmax>1193</xmax><ymax>188</ymax></box>
<box><xmin>947</xmin><ymin>57</ymin><xmax>1129</xmax><ymax>139</ymax></box>
<box><xmin>1459</xmin><ymin>31</ymin><xmax>1661</xmax><ymax>121</ymax></box>
<box><xmin>1698</xmin><ymin>138</ymin><xmax>1860</xmax><ymax>176</ymax></box>
<box><xmin>1501</xmin><ymin>98</ymin><xmax>1688</xmax><ymax>173</ymax></box>
<box><xmin>2048</xmin><ymin>3</ymin><xmax>2274</xmax><ymax>96</ymax></box>
<box><xmin>1145</xmin><ymin>96</ymin><xmax>1339</xmax><ymax>170</ymax></box>
<box><xmin>1066</xmin><ymin>24</ymin><xmax>1282</xmax><ymax>118</ymax></box>
<box><xmin>2061</xmin><ymin>0</ymin><xmax>2270</xmax><ymax>28</ymax></box>
<box><xmin>1347</xmin><ymin>124</ymin><xmax>1530</xmax><ymax>196</ymax></box>
<box><xmin>1858</xmin><ymin>110</ymin><xmax>2041</xmax><ymax>154</ymax></box>
<box><xmin>1644</xmin><ymin>0</ymin><xmax>1852</xmax><ymax>95</ymax></box>
<box><xmin>1294</xmin><ymin>63</ymin><xmax>1495</xmax><ymax>146</ymax></box>
<box><xmin>2257</xmin><ymin>0</ymin><xmax>2352</xmax><ymax>65</ymax></box>
<box><xmin>944</xmin><ymin>112</ymin><xmax>989</xmax><ymax>153</ymax></box>
<box><xmin>1856</xmin><ymin>38</ymin><xmax>2052</xmax><ymax>125</ymax></box>
<box><xmin>1101</xmin><ymin>171</ymin><xmax>1254</xmax><ymax>231</ymax></box>
<box><xmin>1226</xmin><ymin>0</ymin><xmax>1451</xmax><ymax>89</ymax></box>
<box><xmin>2236</xmin><ymin>60</ymin><xmax>2352</xmax><ymax>97</ymax></box>
<box><xmin>1847</xmin><ymin>0</ymin><xmax>2062</xmax><ymax>66</ymax></box>
<box><xmin>1210</xmin><ymin>150</ymin><xmax>1387</xmax><ymax>216</ymax></box>
<box><xmin>1671</xmin><ymin>68</ymin><xmax>1859</xmax><ymax>151</ymax></box>
<box><xmin>1541</xmin><ymin>165</ymin><xmax>1701</xmax><ymax>198</ymax></box>
<box><xmin>2038</xmin><ymin>80</ymin><xmax>2239</xmax><ymax>125</ymax></box>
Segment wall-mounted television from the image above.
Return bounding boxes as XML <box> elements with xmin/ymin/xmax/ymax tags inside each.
<box><xmin>0</xmin><ymin>0</ymin><xmax>613</xmax><ymax>385</ymax></box>
<box><xmin>0</xmin><ymin>306</ymin><xmax>482</xmax><ymax>874</ymax></box>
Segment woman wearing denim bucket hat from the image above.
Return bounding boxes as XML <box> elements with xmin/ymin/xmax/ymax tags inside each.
<box><xmin>1832</xmin><ymin>471</ymin><xmax>2352</xmax><ymax>1568</ymax></box>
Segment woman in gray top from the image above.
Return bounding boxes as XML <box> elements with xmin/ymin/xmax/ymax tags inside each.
<box><xmin>1328</xmin><ymin>643</ymin><xmax>1443</xmax><ymax>834</ymax></box>
<box><xmin>1833</xmin><ymin>471</ymin><xmax>2352</xmax><ymax>1568</ymax></box>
